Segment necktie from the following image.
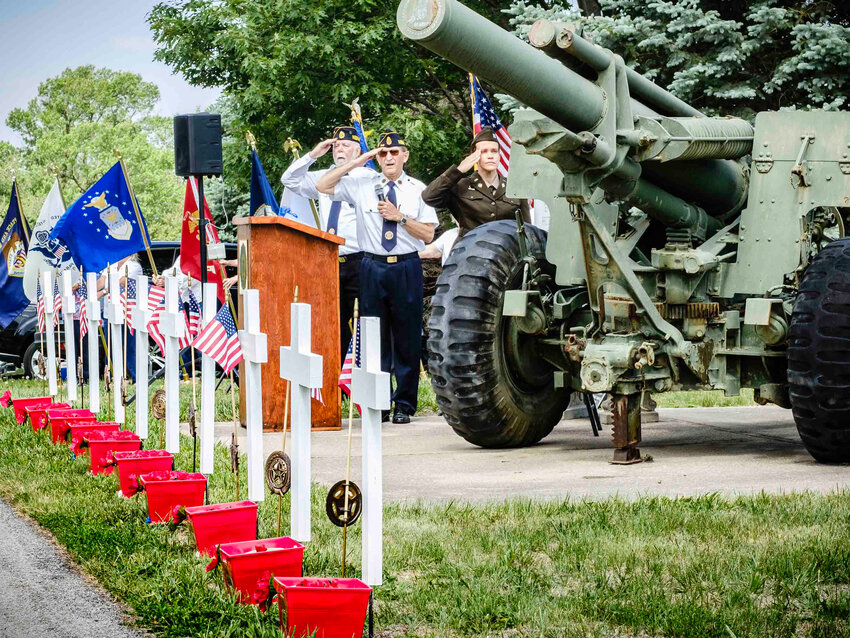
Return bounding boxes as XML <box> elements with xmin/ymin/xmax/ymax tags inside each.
<box><xmin>327</xmin><ymin>200</ymin><xmax>341</xmax><ymax>235</ymax></box>
<box><xmin>381</xmin><ymin>181</ymin><xmax>398</xmax><ymax>251</ymax></box>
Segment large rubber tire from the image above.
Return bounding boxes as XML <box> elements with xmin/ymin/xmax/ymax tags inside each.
<box><xmin>428</xmin><ymin>220</ymin><xmax>570</xmax><ymax>448</ymax></box>
<box><xmin>788</xmin><ymin>237</ymin><xmax>850</xmax><ymax>462</ymax></box>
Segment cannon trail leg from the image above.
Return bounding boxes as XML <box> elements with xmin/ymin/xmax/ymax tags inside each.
<box><xmin>610</xmin><ymin>393</ymin><xmax>643</xmax><ymax>464</ymax></box>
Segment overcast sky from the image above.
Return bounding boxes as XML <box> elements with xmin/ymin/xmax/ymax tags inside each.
<box><xmin>0</xmin><ymin>0</ymin><xmax>221</xmax><ymax>143</ymax></box>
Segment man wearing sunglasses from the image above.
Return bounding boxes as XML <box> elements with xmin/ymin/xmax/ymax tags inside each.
<box><xmin>280</xmin><ymin>126</ymin><xmax>366</xmax><ymax>362</ymax></box>
<box><xmin>317</xmin><ymin>130</ymin><xmax>438</xmax><ymax>424</ymax></box>
<box><xmin>421</xmin><ymin>127</ymin><xmax>529</xmax><ymax>237</ymax></box>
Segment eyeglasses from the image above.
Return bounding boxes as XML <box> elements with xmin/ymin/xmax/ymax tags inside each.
<box><xmin>377</xmin><ymin>149</ymin><xmax>402</xmax><ymax>158</ymax></box>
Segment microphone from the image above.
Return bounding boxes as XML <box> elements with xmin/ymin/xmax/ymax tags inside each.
<box><xmin>374</xmin><ymin>183</ymin><xmax>386</xmax><ymax>202</ymax></box>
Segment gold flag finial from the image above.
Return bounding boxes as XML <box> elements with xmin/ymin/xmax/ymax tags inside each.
<box><xmin>344</xmin><ymin>97</ymin><xmax>363</xmax><ymax>123</ymax></box>
<box><xmin>113</xmin><ymin>149</ymin><xmax>123</xmax><ymax>160</ymax></box>
<box><xmin>245</xmin><ymin>130</ymin><xmax>257</xmax><ymax>150</ymax></box>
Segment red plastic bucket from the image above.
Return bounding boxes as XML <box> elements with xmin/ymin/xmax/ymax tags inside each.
<box><xmin>86</xmin><ymin>432</ymin><xmax>142</xmax><ymax>475</ymax></box>
<box><xmin>12</xmin><ymin>396</ymin><xmax>51</xmax><ymax>424</ymax></box>
<box><xmin>274</xmin><ymin>577</ymin><xmax>372</xmax><ymax>638</ymax></box>
<box><xmin>139</xmin><ymin>472</ymin><xmax>207</xmax><ymax>523</ymax></box>
<box><xmin>47</xmin><ymin>409</ymin><xmax>95</xmax><ymax>444</ymax></box>
<box><xmin>67</xmin><ymin>422</ymin><xmax>120</xmax><ymax>454</ymax></box>
<box><xmin>113</xmin><ymin>450</ymin><xmax>174</xmax><ymax>498</ymax></box>
<box><xmin>27</xmin><ymin>402</ymin><xmax>70</xmax><ymax>431</ymax></box>
<box><xmin>185</xmin><ymin>500</ymin><xmax>258</xmax><ymax>557</ymax></box>
<box><xmin>219</xmin><ymin>537</ymin><xmax>304</xmax><ymax>603</ymax></box>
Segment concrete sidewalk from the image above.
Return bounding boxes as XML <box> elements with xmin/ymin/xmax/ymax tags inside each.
<box><xmin>189</xmin><ymin>406</ymin><xmax>849</xmax><ymax>503</ymax></box>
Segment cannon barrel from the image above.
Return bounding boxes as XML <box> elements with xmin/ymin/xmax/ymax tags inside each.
<box><xmin>397</xmin><ymin>0</ymin><xmax>752</xmax><ymax>219</ymax></box>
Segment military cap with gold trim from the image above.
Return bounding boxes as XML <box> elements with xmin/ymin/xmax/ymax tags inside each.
<box><xmin>332</xmin><ymin>125</ymin><xmax>360</xmax><ymax>142</ymax></box>
<box><xmin>472</xmin><ymin>126</ymin><xmax>496</xmax><ymax>146</ymax></box>
<box><xmin>377</xmin><ymin>129</ymin><xmax>407</xmax><ymax>149</ymax></box>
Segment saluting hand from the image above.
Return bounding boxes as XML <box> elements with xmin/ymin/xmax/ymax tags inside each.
<box><xmin>378</xmin><ymin>200</ymin><xmax>403</xmax><ymax>222</ymax></box>
<box><xmin>354</xmin><ymin>148</ymin><xmax>381</xmax><ymax>167</ymax></box>
<box><xmin>457</xmin><ymin>149</ymin><xmax>481</xmax><ymax>173</ymax></box>
<box><xmin>309</xmin><ymin>139</ymin><xmax>335</xmax><ymax>159</ymax></box>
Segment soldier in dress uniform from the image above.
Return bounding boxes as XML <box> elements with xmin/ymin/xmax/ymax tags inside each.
<box><xmin>316</xmin><ymin>130</ymin><xmax>438</xmax><ymax>423</ymax></box>
<box><xmin>280</xmin><ymin>125</ymin><xmax>367</xmax><ymax>361</ymax></box>
<box><xmin>421</xmin><ymin>127</ymin><xmax>530</xmax><ymax>236</ymax></box>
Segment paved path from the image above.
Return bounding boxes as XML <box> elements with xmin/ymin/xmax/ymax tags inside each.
<box><xmin>200</xmin><ymin>405</ymin><xmax>849</xmax><ymax>502</ymax></box>
<box><xmin>0</xmin><ymin>499</ymin><xmax>144</xmax><ymax>638</ymax></box>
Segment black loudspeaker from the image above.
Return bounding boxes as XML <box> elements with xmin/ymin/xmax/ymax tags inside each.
<box><xmin>173</xmin><ymin>113</ymin><xmax>223</xmax><ymax>176</ymax></box>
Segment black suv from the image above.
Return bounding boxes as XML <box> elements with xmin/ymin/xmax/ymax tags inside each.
<box><xmin>0</xmin><ymin>241</ymin><xmax>237</xmax><ymax>378</ymax></box>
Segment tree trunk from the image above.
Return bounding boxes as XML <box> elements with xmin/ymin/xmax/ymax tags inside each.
<box><xmin>577</xmin><ymin>0</ymin><xmax>601</xmax><ymax>16</ymax></box>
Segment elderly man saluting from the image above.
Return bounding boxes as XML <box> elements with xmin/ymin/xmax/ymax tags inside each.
<box><xmin>317</xmin><ymin>130</ymin><xmax>437</xmax><ymax>424</ymax></box>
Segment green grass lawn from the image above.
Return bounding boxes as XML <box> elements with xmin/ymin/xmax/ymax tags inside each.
<box><xmin>0</xmin><ymin>381</ymin><xmax>845</xmax><ymax>637</ymax></box>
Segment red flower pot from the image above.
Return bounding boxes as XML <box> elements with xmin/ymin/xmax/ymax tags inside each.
<box><xmin>67</xmin><ymin>421</ymin><xmax>121</xmax><ymax>454</ymax></box>
<box><xmin>27</xmin><ymin>402</ymin><xmax>70</xmax><ymax>431</ymax></box>
<box><xmin>185</xmin><ymin>500</ymin><xmax>258</xmax><ymax>557</ymax></box>
<box><xmin>47</xmin><ymin>408</ymin><xmax>95</xmax><ymax>444</ymax></box>
<box><xmin>113</xmin><ymin>450</ymin><xmax>174</xmax><ymax>497</ymax></box>
<box><xmin>86</xmin><ymin>431</ymin><xmax>142</xmax><ymax>475</ymax></box>
<box><xmin>219</xmin><ymin>537</ymin><xmax>304</xmax><ymax>603</ymax></box>
<box><xmin>274</xmin><ymin>577</ymin><xmax>372</xmax><ymax>638</ymax></box>
<box><xmin>139</xmin><ymin>471</ymin><xmax>206</xmax><ymax>523</ymax></box>
<box><xmin>12</xmin><ymin>396</ymin><xmax>51</xmax><ymax>424</ymax></box>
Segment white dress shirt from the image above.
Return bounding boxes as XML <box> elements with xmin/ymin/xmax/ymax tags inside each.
<box><xmin>331</xmin><ymin>171</ymin><xmax>438</xmax><ymax>255</ymax></box>
<box><xmin>432</xmin><ymin>227</ymin><xmax>459</xmax><ymax>266</ymax></box>
<box><xmin>280</xmin><ymin>155</ymin><xmax>364</xmax><ymax>255</ymax></box>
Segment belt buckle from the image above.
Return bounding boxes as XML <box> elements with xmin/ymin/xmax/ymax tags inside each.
<box><xmin>387</xmin><ymin>255</ymin><xmax>398</xmax><ymax>264</ymax></box>
<box><xmin>338</xmin><ymin>256</ymin><xmax>346</xmax><ymax>263</ymax></box>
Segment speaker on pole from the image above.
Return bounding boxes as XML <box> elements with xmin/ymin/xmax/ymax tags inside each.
<box><xmin>173</xmin><ymin>113</ymin><xmax>223</xmax><ymax>177</ymax></box>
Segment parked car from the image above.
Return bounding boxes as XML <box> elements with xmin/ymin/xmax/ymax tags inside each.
<box><xmin>0</xmin><ymin>241</ymin><xmax>237</xmax><ymax>379</ymax></box>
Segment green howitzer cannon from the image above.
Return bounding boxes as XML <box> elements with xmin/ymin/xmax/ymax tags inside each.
<box><xmin>398</xmin><ymin>0</ymin><xmax>850</xmax><ymax>463</ymax></box>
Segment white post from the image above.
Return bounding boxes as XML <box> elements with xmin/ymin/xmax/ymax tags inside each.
<box><xmin>238</xmin><ymin>289</ymin><xmax>268</xmax><ymax>502</ymax></box>
<box><xmin>352</xmin><ymin>316</ymin><xmax>391</xmax><ymax>586</ymax></box>
<box><xmin>61</xmin><ymin>271</ymin><xmax>77</xmax><ymax>402</ymax></box>
<box><xmin>86</xmin><ymin>272</ymin><xmax>100</xmax><ymax>414</ymax></box>
<box><xmin>279</xmin><ymin>302</ymin><xmax>323</xmax><ymax>542</ymax></box>
<box><xmin>134</xmin><ymin>275</ymin><xmax>152</xmax><ymax>440</ymax></box>
<box><xmin>42</xmin><ymin>271</ymin><xmax>58</xmax><ymax>397</ymax></box>
<box><xmin>107</xmin><ymin>271</ymin><xmax>125</xmax><ymax>424</ymax></box>
<box><xmin>158</xmin><ymin>275</ymin><xmax>185</xmax><ymax>454</ymax></box>
<box><xmin>200</xmin><ymin>283</ymin><xmax>218</xmax><ymax>475</ymax></box>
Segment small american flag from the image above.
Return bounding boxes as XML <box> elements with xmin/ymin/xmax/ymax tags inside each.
<box><xmin>52</xmin><ymin>280</ymin><xmax>62</xmax><ymax>327</ymax></box>
<box><xmin>122</xmin><ymin>279</ymin><xmax>137</xmax><ymax>335</ymax></box>
<box><xmin>192</xmin><ymin>304</ymin><xmax>243</xmax><ymax>375</ymax></box>
<box><xmin>184</xmin><ymin>290</ymin><xmax>201</xmax><ymax>341</ymax></box>
<box><xmin>146</xmin><ymin>285</ymin><xmax>166</xmax><ymax>354</ymax></box>
<box><xmin>36</xmin><ymin>280</ymin><xmax>45</xmax><ymax>334</ymax></box>
<box><xmin>77</xmin><ymin>279</ymin><xmax>89</xmax><ymax>340</ymax></box>
<box><xmin>470</xmin><ymin>74</ymin><xmax>512</xmax><ymax>178</ymax></box>
<box><xmin>338</xmin><ymin>318</ymin><xmax>361</xmax><ymax>397</ymax></box>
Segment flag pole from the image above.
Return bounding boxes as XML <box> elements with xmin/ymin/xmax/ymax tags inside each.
<box><xmin>115</xmin><ymin>151</ymin><xmax>159</xmax><ymax>278</ymax></box>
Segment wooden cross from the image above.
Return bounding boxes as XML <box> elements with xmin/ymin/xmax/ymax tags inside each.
<box><xmin>238</xmin><ymin>289</ymin><xmax>269</xmax><ymax>501</ymax></box>
<box><xmin>351</xmin><ymin>315</ymin><xmax>391</xmax><ymax>586</ymax></box>
<box><xmin>86</xmin><ymin>272</ymin><xmax>100</xmax><ymax>414</ymax></box>
<box><xmin>199</xmin><ymin>283</ymin><xmax>218</xmax><ymax>475</ymax></box>
<box><xmin>106</xmin><ymin>271</ymin><xmax>125</xmax><ymax>423</ymax></box>
<box><xmin>61</xmin><ymin>271</ymin><xmax>77</xmax><ymax>402</ymax></box>
<box><xmin>158</xmin><ymin>275</ymin><xmax>185</xmax><ymax>453</ymax></box>
<box><xmin>279</xmin><ymin>301</ymin><xmax>323</xmax><ymax>541</ymax></box>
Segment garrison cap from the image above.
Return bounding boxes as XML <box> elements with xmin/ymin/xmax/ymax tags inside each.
<box><xmin>377</xmin><ymin>129</ymin><xmax>407</xmax><ymax>149</ymax></box>
<box><xmin>472</xmin><ymin>126</ymin><xmax>497</xmax><ymax>146</ymax></box>
<box><xmin>332</xmin><ymin>125</ymin><xmax>360</xmax><ymax>142</ymax></box>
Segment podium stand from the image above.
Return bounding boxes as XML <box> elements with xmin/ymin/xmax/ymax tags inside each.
<box><xmin>235</xmin><ymin>216</ymin><xmax>344</xmax><ymax>431</ymax></box>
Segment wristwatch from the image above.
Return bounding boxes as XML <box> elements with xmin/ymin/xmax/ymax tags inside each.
<box><xmin>400</xmin><ymin>216</ymin><xmax>408</xmax><ymax>226</ymax></box>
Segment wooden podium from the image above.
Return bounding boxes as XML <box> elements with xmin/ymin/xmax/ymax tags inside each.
<box><xmin>235</xmin><ymin>216</ymin><xmax>344</xmax><ymax>431</ymax></box>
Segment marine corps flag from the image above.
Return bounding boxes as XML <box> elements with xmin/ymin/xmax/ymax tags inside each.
<box><xmin>0</xmin><ymin>182</ymin><xmax>31</xmax><ymax>328</ymax></box>
<box><xmin>180</xmin><ymin>177</ymin><xmax>224</xmax><ymax>302</ymax></box>
<box><xmin>50</xmin><ymin>162</ymin><xmax>152</xmax><ymax>274</ymax></box>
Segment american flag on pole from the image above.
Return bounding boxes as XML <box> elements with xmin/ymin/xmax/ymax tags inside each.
<box><xmin>469</xmin><ymin>74</ymin><xmax>511</xmax><ymax>178</ymax></box>
<box><xmin>146</xmin><ymin>284</ymin><xmax>166</xmax><ymax>354</ymax></box>
<box><xmin>192</xmin><ymin>304</ymin><xmax>243</xmax><ymax>375</ymax></box>
<box><xmin>52</xmin><ymin>280</ymin><xmax>62</xmax><ymax>327</ymax></box>
<box><xmin>77</xmin><ymin>279</ymin><xmax>89</xmax><ymax>340</ymax></box>
<box><xmin>184</xmin><ymin>290</ymin><xmax>201</xmax><ymax>341</ymax></box>
<box><xmin>36</xmin><ymin>280</ymin><xmax>45</xmax><ymax>334</ymax></box>
<box><xmin>338</xmin><ymin>318</ymin><xmax>361</xmax><ymax>397</ymax></box>
<box><xmin>122</xmin><ymin>279</ymin><xmax>137</xmax><ymax>335</ymax></box>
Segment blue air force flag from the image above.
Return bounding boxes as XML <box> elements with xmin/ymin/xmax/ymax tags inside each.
<box><xmin>50</xmin><ymin>162</ymin><xmax>152</xmax><ymax>274</ymax></box>
<box><xmin>250</xmin><ymin>149</ymin><xmax>282</xmax><ymax>217</ymax></box>
<box><xmin>0</xmin><ymin>183</ymin><xmax>31</xmax><ymax>328</ymax></box>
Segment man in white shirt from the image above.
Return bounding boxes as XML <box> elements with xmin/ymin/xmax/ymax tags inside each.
<box><xmin>317</xmin><ymin>130</ymin><xmax>438</xmax><ymax>423</ymax></box>
<box><xmin>419</xmin><ymin>226</ymin><xmax>459</xmax><ymax>267</ymax></box>
<box><xmin>280</xmin><ymin>126</ymin><xmax>367</xmax><ymax>361</ymax></box>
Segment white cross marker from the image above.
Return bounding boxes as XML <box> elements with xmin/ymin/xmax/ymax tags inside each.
<box><xmin>61</xmin><ymin>271</ymin><xmax>77</xmax><ymax>402</ymax></box>
<box><xmin>352</xmin><ymin>316</ymin><xmax>391</xmax><ymax>587</ymax></box>
<box><xmin>158</xmin><ymin>275</ymin><xmax>185</xmax><ymax>453</ymax></box>
<box><xmin>106</xmin><ymin>270</ymin><xmax>125</xmax><ymax>423</ymax></box>
<box><xmin>42</xmin><ymin>271</ymin><xmax>58</xmax><ymax>397</ymax></box>
<box><xmin>238</xmin><ymin>289</ymin><xmax>268</xmax><ymax>501</ymax></box>
<box><xmin>199</xmin><ymin>283</ymin><xmax>218</xmax><ymax>475</ymax></box>
<box><xmin>279</xmin><ymin>302</ymin><xmax>323</xmax><ymax>541</ymax></box>
<box><xmin>134</xmin><ymin>274</ymin><xmax>152</xmax><ymax>440</ymax></box>
<box><xmin>86</xmin><ymin>272</ymin><xmax>100</xmax><ymax>414</ymax></box>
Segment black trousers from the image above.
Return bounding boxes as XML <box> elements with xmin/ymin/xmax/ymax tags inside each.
<box><xmin>359</xmin><ymin>253</ymin><xmax>423</xmax><ymax>416</ymax></box>
<box><xmin>339</xmin><ymin>253</ymin><xmax>362</xmax><ymax>363</ymax></box>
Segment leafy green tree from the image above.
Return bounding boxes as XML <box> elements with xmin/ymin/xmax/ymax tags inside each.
<box><xmin>4</xmin><ymin>66</ymin><xmax>183</xmax><ymax>238</ymax></box>
<box><xmin>148</xmin><ymin>0</ymin><xmax>518</xmax><ymax>193</ymax></box>
<box><xmin>504</xmin><ymin>0</ymin><xmax>850</xmax><ymax>118</ymax></box>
